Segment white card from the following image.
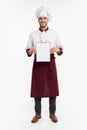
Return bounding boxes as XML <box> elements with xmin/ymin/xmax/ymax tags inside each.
<box><xmin>36</xmin><ymin>42</ymin><xmax>50</xmax><ymax>62</ymax></box>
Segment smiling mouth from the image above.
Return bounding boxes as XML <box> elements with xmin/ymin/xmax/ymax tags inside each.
<box><xmin>41</xmin><ymin>22</ymin><xmax>46</xmax><ymax>24</ymax></box>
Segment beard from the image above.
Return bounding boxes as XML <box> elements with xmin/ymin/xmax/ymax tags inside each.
<box><xmin>40</xmin><ymin>22</ymin><xmax>47</xmax><ymax>28</ymax></box>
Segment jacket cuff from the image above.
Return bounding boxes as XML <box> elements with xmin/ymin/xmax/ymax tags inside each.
<box><xmin>26</xmin><ymin>49</ymin><xmax>32</xmax><ymax>57</ymax></box>
<box><xmin>57</xmin><ymin>48</ymin><xmax>63</xmax><ymax>56</ymax></box>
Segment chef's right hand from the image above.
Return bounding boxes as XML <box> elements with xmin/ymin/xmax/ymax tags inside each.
<box><xmin>28</xmin><ymin>47</ymin><xmax>37</xmax><ymax>54</ymax></box>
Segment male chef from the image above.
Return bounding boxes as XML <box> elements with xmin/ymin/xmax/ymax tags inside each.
<box><xmin>26</xmin><ymin>6</ymin><xmax>63</xmax><ymax>123</ymax></box>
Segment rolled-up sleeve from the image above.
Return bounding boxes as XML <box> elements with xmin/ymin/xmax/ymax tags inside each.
<box><xmin>55</xmin><ymin>33</ymin><xmax>63</xmax><ymax>56</ymax></box>
<box><xmin>26</xmin><ymin>34</ymin><xmax>33</xmax><ymax>57</ymax></box>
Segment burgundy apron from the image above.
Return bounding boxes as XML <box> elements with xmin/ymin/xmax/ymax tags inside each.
<box><xmin>30</xmin><ymin>54</ymin><xmax>59</xmax><ymax>97</ymax></box>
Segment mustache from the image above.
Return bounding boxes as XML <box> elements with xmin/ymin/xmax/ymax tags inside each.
<box><xmin>41</xmin><ymin>21</ymin><xmax>46</xmax><ymax>23</ymax></box>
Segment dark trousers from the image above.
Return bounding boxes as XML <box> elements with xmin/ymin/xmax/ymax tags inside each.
<box><xmin>34</xmin><ymin>97</ymin><xmax>56</xmax><ymax>115</ymax></box>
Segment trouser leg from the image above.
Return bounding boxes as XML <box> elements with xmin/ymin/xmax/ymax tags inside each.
<box><xmin>49</xmin><ymin>97</ymin><xmax>56</xmax><ymax>114</ymax></box>
<box><xmin>34</xmin><ymin>98</ymin><xmax>41</xmax><ymax>115</ymax></box>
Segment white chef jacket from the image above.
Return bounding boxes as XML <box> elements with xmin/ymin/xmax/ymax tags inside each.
<box><xmin>26</xmin><ymin>28</ymin><xmax>63</xmax><ymax>50</ymax></box>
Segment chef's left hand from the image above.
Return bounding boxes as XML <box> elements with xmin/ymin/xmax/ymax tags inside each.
<box><xmin>50</xmin><ymin>47</ymin><xmax>60</xmax><ymax>54</ymax></box>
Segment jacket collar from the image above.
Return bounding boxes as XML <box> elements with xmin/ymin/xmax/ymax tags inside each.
<box><xmin>39</xmin><ymin>27</ymin><xmax>49</xmax><ymax>32</ymax></box>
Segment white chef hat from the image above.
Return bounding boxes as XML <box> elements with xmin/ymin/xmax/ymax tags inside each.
<box><xmin>35</xmin><ymin>6</ymin><xmax>52</xmax><ymax>21</ymax></box>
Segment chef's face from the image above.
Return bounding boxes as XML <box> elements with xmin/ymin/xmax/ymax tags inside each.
<box><xmin>38</xmin><ymin>16</ymin><xmax>48</xmax><ymax>28</ymax></box>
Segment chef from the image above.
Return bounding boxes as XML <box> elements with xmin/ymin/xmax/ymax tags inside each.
<box><xmin>26</xmin><ymin>6</ymin><xmax>63</xmax><ymax>123</ymax></box>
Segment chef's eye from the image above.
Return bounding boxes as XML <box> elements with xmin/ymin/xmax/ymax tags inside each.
<box><xmin>44</xmin><ymin>17</ymin><xmax>47</xmax><ymax>20</ymax></box>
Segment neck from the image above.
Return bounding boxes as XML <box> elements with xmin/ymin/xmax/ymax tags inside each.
<box><xmin>39</xmin><ymin>26</ymin><xmax>48</xmax><ymax>32</ymax></box>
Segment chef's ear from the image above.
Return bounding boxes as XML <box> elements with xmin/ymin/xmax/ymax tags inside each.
<box><xmin>47</xmin><ymin>18</ymin><xmax>49</xmax><ymax>22</ymax></box>
<box><xmin>38</xmin><ymin>19</ymin><xmax>39</xmax><ymax>22</ymax></box>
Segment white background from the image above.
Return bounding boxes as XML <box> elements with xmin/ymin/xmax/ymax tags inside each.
<box><xmin>0</xmin><ymin>0</ymin><xmax>87</xmax><ymax>130</ymax></box>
